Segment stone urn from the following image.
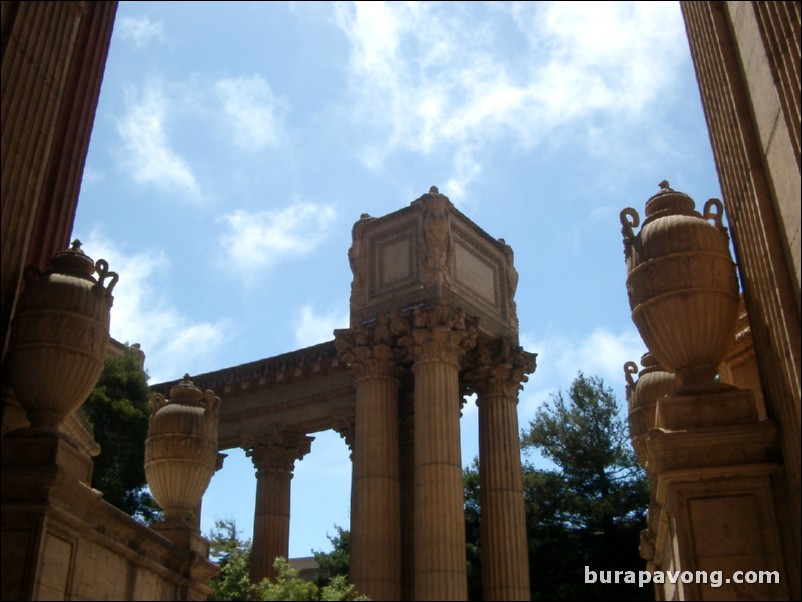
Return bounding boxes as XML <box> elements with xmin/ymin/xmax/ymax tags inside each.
<box><xmin>145</xmin><ymin>375</ymin><xmax>220</xmax><ymax>525</ymax></box>
<box><xmin>621</xmin><ymin>182</ymin><xmax>739</xmax><ymax>393</ymax></box>
<box><xmin>624</xmin><ymin>353</ymin><xmax>680</xmax><ymax>466</ymax></box>
<box><xmin>6</xmin><ymin>240</ymin><xmax>117</xmax><ymax>432</ymax></box>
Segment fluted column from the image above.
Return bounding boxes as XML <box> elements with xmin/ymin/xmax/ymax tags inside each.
<box><xmin>244</xmin><ymin>427</ymin><xmax>313</xmax><ymax>583</ymax></box>
<box><xmin>407</xmin><ymin>303</ymin><xmax>477</xmax><ymax>601</ymax></box>
<box><xmin>335</xmin><ymin>316</ymin><xmax>403</xmax><ymax>601</ymax></box>
<box><xmin>467</xmin><ymin>340</ymin><xmax>536</xmax><ymax>601</ymax></box>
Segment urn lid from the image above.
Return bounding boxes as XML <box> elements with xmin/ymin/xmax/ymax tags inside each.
<box><xmin>645</xmin><ymin>181</ymin><xmax>696</xmax><ymax>218</ymax></box>
<box><xmin>168</xmin><ymin>374</ymin><xmax>204</xmax><ymax>406</ymax></box>
<box><xmin>50</xmin><ymin>240</ymin><xmax>97</xmax><ymax>280</ymax></box>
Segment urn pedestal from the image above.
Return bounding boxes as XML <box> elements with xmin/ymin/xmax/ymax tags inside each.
<box><xmin>620</xmin><ymin>185</ymin><xmax>788</xmax><ymax>600</ymax></box>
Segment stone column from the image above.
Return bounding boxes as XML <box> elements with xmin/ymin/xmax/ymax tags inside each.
<box><xmin>335</xmin><ymin>318</ymin><xmax>402</xmax><ymax>601</ymax></box>
<box><xmin>467</xmin><ymin>340</ymin><xmax>535</xmax><ymax>601</ymax></box>
<box><xmin>244</xmin><ymin>426</ymin><xmax>313</xmax><ymax>583</ymax></box>
<box><xmin>408</xmin><ymin>303</ymin><xmax>477</xmax><ymax>601</ymax></box>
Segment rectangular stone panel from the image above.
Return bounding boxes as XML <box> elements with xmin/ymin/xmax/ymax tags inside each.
<box><xmin>381</xmin><ymin>236</ymin><xmax>413</xmax><ymax>288</ymax></box>
<box><xmin>368</xmin><ymin>217</ymin><xmax>420</xmax><ymax>299</ymax></box>
<box><xmin>454</xmin><ymin>242</ymin><xmax>497</xmax><ymax>306</ymax></box>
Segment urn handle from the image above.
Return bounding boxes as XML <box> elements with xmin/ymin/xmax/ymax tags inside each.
<box><xmin>203</xmin><ymin>389</ymin><xmax>221</xmax><ymax>417</ymax></box>
<box><xmin>150</xmin><ymin>392</ymin><xmax>166</xmax><ymax>418</ymax></box>
<box><xmin>703</xmin><ymin>198</ymin><xmax>726</xmax><ymax>233</ymax></box>
<box><xmin>624</xmin><ymin>360</ymin><xmax>639</xmax><ymax>387</ymax></box>
<box><xmin>95</xmin><ymin>259</ymin><xmax>119</xmax><ymax>294</ymax></box>
<box><xmin>620</xmin><ymin>207</ymin><xmax>640</xmax><ymax>254</ymax></box>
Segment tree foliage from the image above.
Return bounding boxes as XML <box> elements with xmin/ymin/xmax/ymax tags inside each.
<box><xmin>522</xmin><ymin>372</ymin><xmax>648</xmax><ymax>534</ymax></box>
<box><xmin>207</xmin><ymin>520</ymin><xmax>368</xmax><ymax>601</ymax></box>
<box><xmin>208</xmin><ymin>519</ymin><xmax>254</xmax><ymax>601</ymax></box>
<box><xmin>313</xmin><ymin>525</ymin><xmax>351</xmax><ymax>585</ymax></box>
<box><xmin>82</xmin><ymin>347</ymin><xmax>161</xmax><ymax>523</ymax></box>
<box><xmin>255</xmin><ymin>558</ymin><xmax>368</xmax><ymax>602</ymax></box>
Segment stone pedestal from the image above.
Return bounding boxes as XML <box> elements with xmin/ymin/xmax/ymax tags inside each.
<box><xmin>646</xmin><ymin>389</ymin><xmax>788</xmax><ymax>600</ymax></box>
<box><xmin>245</xmin><ymin>427</ymin><xmax>313</xmax><ymax>583</ymax></box>
<box><xmin>468</xmin><ymin>340</ymin><xmax>535</xmax><ymax>601</ymax></box>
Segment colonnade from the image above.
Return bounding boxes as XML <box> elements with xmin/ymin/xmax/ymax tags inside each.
<box><xmin>241</xmin><ymin>302</ymin><xmax>534</xmax><ymax>601</ymax></box>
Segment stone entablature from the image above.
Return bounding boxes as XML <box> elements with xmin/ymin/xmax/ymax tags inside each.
<box><xmin>152</xmin><ymin>342</ymin><xmax>353</xmax><ymax>450</ymax></box>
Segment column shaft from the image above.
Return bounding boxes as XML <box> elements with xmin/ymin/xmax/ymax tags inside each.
<box><xmin>351</xmin><ymin>374</ymin><xmax>401</xmax><ymax>600</ymax></box>
<box><xmin>252</xmin><ymin>467</ymin><xmax>292</xmax><ymax>582</ymax></box>
<box><xmin>413</xmin><ymin>353</ymin><xmax>467</xmax><ymax>601</ymax></box>
<box><xmin>478</xmin><ymin>391</ymin><xmax>530</xmax><ymax>600</ymax></box>
<box><xmin>245</xmin><ymin>429</ymin><xmax>312</xmax><ymax>583</ymax></box>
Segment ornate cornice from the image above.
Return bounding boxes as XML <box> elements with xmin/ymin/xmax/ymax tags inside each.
<box><xmin>151</xmin><ymin>340</ymin><xmax>342</xmax><ymax>395</ymax></box>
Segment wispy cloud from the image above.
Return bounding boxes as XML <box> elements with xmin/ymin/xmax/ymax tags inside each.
<box><xmin>518</xmin><ymin>326</ymin><xmax>646</xmax><ymax>417</ymax></box>
<box><xmin>117</xmin><ymin>82</ymin><xmax>200</xmax><ymax>198</ymax></box>
<box><xmin>81</xmin><ymin>230</ymin><xmax>227</xmax><ymax>383</ymax></box>
<box><xmin>117</xmin><ymin>16</ymin><xmax>166</xmax><ymax>48</ymax></box>
<box><xmin>215</xmin><ymin>75</ymin><xmax>288</xmax><ymax>151</ymax></box>
<box><xmin>294</xmin><ymin>304</ymin><xmax>349</xmax><ymax>348</ymax></box>
<box><xmin>219</xmin><ymin>202</ymin><xmax>337</xmax><ymax>273</ymax></box>
<box><xmin>335</xmin><ymin>1</ymin><xmax>686</xmax><ymax>197</ymax></box>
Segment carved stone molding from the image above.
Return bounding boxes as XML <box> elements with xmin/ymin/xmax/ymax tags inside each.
<box><xmin>464</xmin><ymin>338</ymin><xmax>536</xmax><ymax>398</ymax></box>
<box><xmin>242</xmin><ymin>426</ymin><xmax>313</xmax><ymax>475</ymax></box>
<box><xmin>331</xmin><ymin>410</ymin><xmax>355</xmax><ymax>455</ymax></box>
<box><xmin>334</xmin><ymin>313</ymin><xmax>407</xmax><ymax>381</ymax></box>
<box><xmin>401</xmin><ymin>302</ymin><xmax>479</xmax><ymax>366</ymax></box>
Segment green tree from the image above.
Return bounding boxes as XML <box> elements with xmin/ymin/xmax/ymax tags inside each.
<box><xmin>521</xmin><ymin>372</ymin><xmax>650</xmax><ymax>601</ymax></box>
<box><xmin>313</xmin><ymin>525</ymin><xmax>351</xmax><ymax>586</ymax></box>
<box><xmin>255</xmin><ymin>557</ymin><xmax>368</xmax><ymax>601</ymax></box>
<box><xmin>208</xmin><ymin>520</ymin><xmax>368</xmax><ymax>601</ymax></box>
<box><xmin>208</xmin><ymin>519</ymin><xmax>254</xmax><ymax>601</ymax></box>
<box><xmin>83</xmin><ymin>347</ymin><xmax>161</xmax><ymax>523</ymax></box>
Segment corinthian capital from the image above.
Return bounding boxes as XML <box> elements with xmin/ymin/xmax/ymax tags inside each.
<box><xmin>334</xmin><ymin>313</ymin><xmax>406</xmax><ymax>379</ymax></box>
<box><xmin>402</xmin><ymin>302</ymin><xmax>479</xmax><ymax>365</ymax></box>
<box><xmin>464</xmin><ymin>338</ymin><xmax>537</xmax><ymax>398</ymax></box>
<box><xmin>242</xmin><ymin>425</ymin><xmax>313</xmax><ymax>474</ymax></box>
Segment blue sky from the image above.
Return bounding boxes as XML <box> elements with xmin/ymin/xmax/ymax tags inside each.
<box><xmin>72</xmin><ymin>1</ymin><xmax>721</xmax><ymax>558</ymax></box>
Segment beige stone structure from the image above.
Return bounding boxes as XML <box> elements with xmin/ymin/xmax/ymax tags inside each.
<box><xmin>2</xmin><ymin>2</ymin><xmax>799</xmax><ymax>601</ymax></box>
<box><xmin>154</xmin><ymin>188</ymin><xmax>536</xmax><ymax>601</ymax></box>
<box><xmin>621</xmin><ymin>4</ymin><xmax>800</xmax><ymax>600</ymax></box>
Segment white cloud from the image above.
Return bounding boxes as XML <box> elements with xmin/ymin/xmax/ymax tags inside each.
<box><xmin>81</xmin><ymin>230</ymin><xmax>226</xmax><ymax>384</ymax></box>
<box><xmin>117</xmin><ymin>82</ymin><xmax>200</xmax><ymax>198</ymax></box>
<box><xmin>219</xmin><ymin>203</ymin><xmax>337</xmax><ymax>273</ymax></box>
<box><xmin>294</xmin><ymin>304</ymin><xmax>349</xmax><ymax>349</ymax></box>
<box><xmin>335</xmin><ymin>1</ymin><xmax>686</xmax><ymax>195</ymax></box>
<box><xmin>518</xmin><ymin>326</ymin><xmax>646</xmax><ymax>417</ymax></box>
<box><xmin>215</xmin><ymin>75</ymin><xmax>287</xmax><ymax>151</ymax></box>
<box><xmin>117</xmin><ymin>16</ymin><xmax>165</xmax><ymax>48</ymax></box>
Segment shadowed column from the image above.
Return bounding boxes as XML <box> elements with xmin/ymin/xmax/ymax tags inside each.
<box><xmin>408</xmin><ymin>303</ymin><xmax>477</xmax><ymax>601</ymax></box>
<box><xmin>244</xmin><ymin>427</ymin><xmax>313</xmax><ymax>583</ymax></box>
<box><xmin>336</xmin><ymin>318</ymin><xmax>403</xmax><ymax>601</ymax></box>
<box><xmin>467</xmin><ymin>339</ymin><xmax>536</xmax><ymax>601</ymax></box>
